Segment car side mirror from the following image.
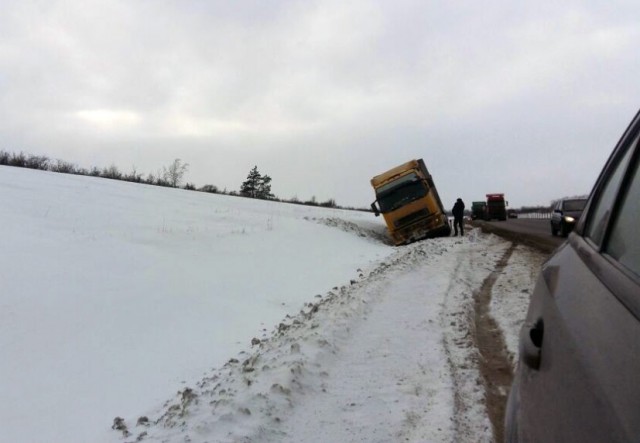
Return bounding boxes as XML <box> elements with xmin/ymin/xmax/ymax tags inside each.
<box><xmin>371</xmin><ymin>202</ymin><xmax>380</xmax><ymax>217</ymax></box>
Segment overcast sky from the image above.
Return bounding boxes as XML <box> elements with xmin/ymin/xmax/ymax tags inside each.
<box><xmin>1</xmin><ymin>0</ymin><xmax>639</xmax><ymax>208</ymax></box>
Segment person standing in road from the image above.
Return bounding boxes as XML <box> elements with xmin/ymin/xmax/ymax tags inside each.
<box><xmin>452</xmin><ymin>198</ymin><xmax>465</xmax><ymax>236</ymax></box>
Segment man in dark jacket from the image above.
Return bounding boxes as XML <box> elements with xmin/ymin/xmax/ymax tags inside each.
<box><xmin>452</xmin><ymin>198</ymin><xmax>465</xmax><ymax>236</ymax></box>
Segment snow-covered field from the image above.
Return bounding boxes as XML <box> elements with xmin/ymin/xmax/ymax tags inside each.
<box><xmin>0</xmin><ymin>166</ymin><xmax>544</xmax><ymax>443</ymax></box>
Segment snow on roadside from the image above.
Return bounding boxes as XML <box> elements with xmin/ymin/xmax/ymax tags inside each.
<box><xmin>105</xmin><ymin>230</ymin><xmax>515</xmax><ymax>443</ymax></box>
<box><xmin>437</xmin><ymin>231</ymin><xmax>510</xmax><ymax>442</ymax></box>
<box><xmin>1</xmin><ymin>166</ymin><xmax>542</xmax><ymax>443</ymax></box>
<box><xmin>489</xmin><ymin>245</ymin><xmax>547</xmax><ymax>369</ymax></box>
<box><xmin>0</xmin><ymin>166</ymin><xmax>393</xmax><ymax>443</ymax></box>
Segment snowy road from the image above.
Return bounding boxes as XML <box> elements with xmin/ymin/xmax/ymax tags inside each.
<box><xmin>109</xmin><ymin>230</ymin><xmax>539</xmax><ymax>443</ymax></box>
<box><xmin>271</xmin><ymin>250</ymin><xmax>458</xmax><ymax>443</ymax></box>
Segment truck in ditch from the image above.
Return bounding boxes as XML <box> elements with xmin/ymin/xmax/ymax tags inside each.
<box><xmin>370</xmin><ymin>159</ymin><xmax>451</xmax><ymax>245</ymax></box>
<box><xmin>485</xmin><ymin>193</ymin><xmax>507</xmax><ymax>221</ymax></box>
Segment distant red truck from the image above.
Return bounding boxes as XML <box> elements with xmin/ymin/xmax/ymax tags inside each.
<box><xmin>485</xmin><ymin>193</ymin><xmax>507</xmax><ymax>221</ymax></box>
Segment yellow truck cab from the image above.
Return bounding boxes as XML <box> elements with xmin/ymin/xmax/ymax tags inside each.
<box><xmin>370</xmin><ymin>159</ymin><xmax>451</xmax><ymax>245</ymax></box>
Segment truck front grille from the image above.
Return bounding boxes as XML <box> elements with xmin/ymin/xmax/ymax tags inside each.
<box><xmin>394</xmin><ymin>209</ymin><xmax>430</xmax><ymax>228</ymax></box>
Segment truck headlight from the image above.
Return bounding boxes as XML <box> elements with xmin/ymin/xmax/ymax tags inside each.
<box><xmin>564</xmin><ymin>216</ymin><xmax>575</xmax><ymax>223</ymax></box>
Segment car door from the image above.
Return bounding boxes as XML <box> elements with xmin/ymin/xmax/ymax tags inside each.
<box><xmin>515</xmin><ymin>112</ymin><xmax>640</xmax><ymax>442</ymax></box>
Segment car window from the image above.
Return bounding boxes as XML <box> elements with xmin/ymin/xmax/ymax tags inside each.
<box><xmin>585</xmin><ymin>139</ymin><xmax>636</xmax><ymax>247</ymax></box>
<box><xmin>563</xmin><ymin>199</ymin><xmax>586</xmax><ymax>211</ymax></box>
<box><xmin>605</xmin><ymin>151</ymin><xmax>640</xmax><ymax>277</ymax></box>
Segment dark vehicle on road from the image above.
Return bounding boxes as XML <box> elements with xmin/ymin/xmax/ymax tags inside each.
<box><xmin>471</xmin><ymin>201</ymin><xmax>487</xmax><ymax>220</ymax></box>
<box><xmin>505</xmin><ymin>109</ymin><xmax>640</xmax><ymax>442</ymax></box>
<box><xmin>507</xmin><ymin>209</ymin><xmax>518</xmax><ymax>219</ymax></box>
<box><xmin>486</xmin><ymin>193</ymin><xmax>507</xmax><ymax>221</ymax></box>
<box><xmin>550</xmin><ymin>197</ymin><xmax>587</xmax><ymax>236</ymax></box>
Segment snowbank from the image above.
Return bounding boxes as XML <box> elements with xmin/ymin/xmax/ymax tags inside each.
<box><xmin>0</xmin><ymin>166</ymin><xmax>543</xmax><ymax>443</ymax></box>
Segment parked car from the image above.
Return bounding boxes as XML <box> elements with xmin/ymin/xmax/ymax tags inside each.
<box><xmin>550</xmin><ymin>197</ymin><xmax>587</xmax><ymax>236</ymax></box>
<box><xmin>505</xmin><ymin>109</ymin><xmax>640</xmax><ymax>442</ymax></box>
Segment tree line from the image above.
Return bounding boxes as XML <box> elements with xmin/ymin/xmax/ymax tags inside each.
<box><xmin>0</xmin><ymin>149</ymin><xmax>353</xmax><ymax>210</ymax></box>
<box><xmin>0</xmin><ymin>150</ymin><xmax>191</xmax><ymax>188</ymax></box>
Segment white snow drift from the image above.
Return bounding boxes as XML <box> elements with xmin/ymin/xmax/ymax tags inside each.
<box><xmin>0</xmin><ymin>166</ymin><xmax>544</xmax><ymax>443</ymax></box>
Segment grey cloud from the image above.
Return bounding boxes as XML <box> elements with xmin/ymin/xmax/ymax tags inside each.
<box><xmin>1</xmin><ymin>0</ymin><xmax>639</xmax><ymax>208</ymax></box>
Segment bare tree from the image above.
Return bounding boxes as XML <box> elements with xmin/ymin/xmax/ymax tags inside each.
<box><xmin>52</xmin><ymin>159</ymin><xmax>78</xmax><ymax>174</ymax></box>
<box><xmin>125</xmin><ymin>165</ymin><xmax>143</xmax><ymax>182</ymax></box>
<box><xmin>25</xmin><ymin>154</ymin><xmax>50</xmax><ymax>170</ymax></box>
<box><xmin>101</xmin><ymin>164</ymin><xmax>122</xmax><ymax>179</ymax></box>
<box><xmin>163</xmin><ymin>159</ymin><xmax>189</xmax><ymax>187</ymax></box>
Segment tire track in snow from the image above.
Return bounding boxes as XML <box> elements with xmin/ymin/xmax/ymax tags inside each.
<box><xmin>439</xmin><ymin>248</ymin><xmax>468</xmax><ymax>439</ymax></box>
<box><xmin>439</xmin><ymin>234</ymin><xmax>511</xmax><ymax>443</ymax></box>
<box><xmin>473</xmin><ymin>242</ymin><xmax>517</xmax><ymax>443</ymax></box>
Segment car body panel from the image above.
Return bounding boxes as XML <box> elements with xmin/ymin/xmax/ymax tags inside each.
<box><xmin>509</xmin><ymin>237</ymin><xmax>640</xmax><ymax>442</ymax></box>
<box><xmin>507</xmin><ymin>108</ymin><xmax>640</xmax><ymax>442</ymax></box>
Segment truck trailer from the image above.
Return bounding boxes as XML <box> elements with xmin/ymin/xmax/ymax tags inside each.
<box><xmin>485</xmin><ymin>193</ymin><xmax>507</xmax><ymax>221</ymax></box>
<box><xmin>370</xmin><ymin>159</ymin><xmax>451</xmax><ymax>245</ymax></box>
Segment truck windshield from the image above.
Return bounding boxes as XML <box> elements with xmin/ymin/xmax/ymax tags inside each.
<box><xmin>376</xmin><ymin>173</ymin><xmax>427</xmax><ymax>213</ymax></box>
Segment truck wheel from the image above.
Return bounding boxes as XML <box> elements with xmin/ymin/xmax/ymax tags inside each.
<box><xmin>561</xmin><ymin>223</ymin><xmax>569</xmax><ymax>237</ymax></box>
<box><xmin>551</xmin><ymin>223</ymin><xmax>558</xmax><ymax>236</ymax></box>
